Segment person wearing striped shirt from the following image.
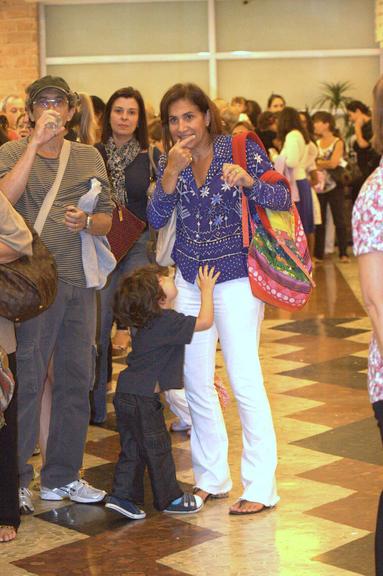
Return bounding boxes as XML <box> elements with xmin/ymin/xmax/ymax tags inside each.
<box><xmin>0</xmin><ymin>76</ymin><xmax>113</xmax><ymax>515</ymax></box>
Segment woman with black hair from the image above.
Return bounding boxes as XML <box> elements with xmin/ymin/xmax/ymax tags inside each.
<box><xmin>148</xmin><ymin>82</ymin><xmax>291</xmax><ymax>515</ymax></box>
<box><xmin>245</xmin><ymin>99</ymin><xmax>262</xmax><ymax>129</ymax></box>
<box><xmin>267</xmin><ymin>93</ymin><xmax>286</xmax><ymax>113</ymax></box>
<box><xmin>312</xmin><ymin>110</ymin><xmax>349</xmax><ymax>262</ymax></box>
<box><xmin>92</xmin><ymin>87</ymin><xmax>160</xmax><ymax>424</ymax></box>
<box><xmin>256</xmin><ymin>111</ymin><xmax>279</xmax><ymax>154</ymax></box>
<box><xmin>90</xmin><ymin>95</ymin><xmax>106</xmax><ymax>143</ymax></box>
<box><xmin>346</xmin><ymin>100</ymin><xmax>380</xmax><ymax>201</ymax></box>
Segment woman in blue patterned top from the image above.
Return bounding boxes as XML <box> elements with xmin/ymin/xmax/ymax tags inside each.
<box><xmin>147</xmin><ymin>83</ymin><xmax>291</xmax><ymax>515</ymax></box>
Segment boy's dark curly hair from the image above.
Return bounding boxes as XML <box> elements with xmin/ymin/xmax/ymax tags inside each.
<box><xmin>114</xmin><ymin>264</ymin><xmax>170</xmax><ymax>329</ymax></box>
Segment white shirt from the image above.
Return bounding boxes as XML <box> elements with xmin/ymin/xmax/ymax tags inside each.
<box><xmin>305</xmin><ymin>141</ymin><xmax>318</xmax><ymax>174</ymax></box>
<box><xmin>278</xmin><ymin>129</ymin><xmax>309</xmax><ymax>181</ymax></box>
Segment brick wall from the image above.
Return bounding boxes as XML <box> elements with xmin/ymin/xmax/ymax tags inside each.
<box><xmin>0</xmin><ymin>0</ymin><xmax>39</xmax><ymax>102</ymax></box>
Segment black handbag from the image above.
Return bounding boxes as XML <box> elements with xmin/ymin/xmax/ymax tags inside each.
<box><xmin>0</xmin><ymin>223</ymin><xmax>58</xmax><ymax>322</ymax></box>
<box><xmin>328</xmin><ymin>165</ymin><xmax>346</xmax><ymax>186</ymax></box>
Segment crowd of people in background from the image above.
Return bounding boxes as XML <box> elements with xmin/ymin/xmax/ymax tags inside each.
<box><xmin>1</xmin><ymin>88</ymin><xmax>378</xmax><ymax>266</ymax></box>
<box><xmin>223</xmin><ymin>93</ymin><xmax>380</xmax><ymax>264</ymax></box>
<box><xmin>0</xmin><ymin>75</ymin><xmax>381</xmax><ymax>542</ymax></box>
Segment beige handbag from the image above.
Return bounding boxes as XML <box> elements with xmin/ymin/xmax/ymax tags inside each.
<box><xmin>156</xmin><ymin>209</ymin><xmax>176</xmax><ymax>266</ymax></box>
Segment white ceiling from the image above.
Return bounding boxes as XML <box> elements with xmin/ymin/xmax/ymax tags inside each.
<box><xmin>25</xmin><ymin>0</ymin><xmax>207</xmax><ymax>4</ymax></box>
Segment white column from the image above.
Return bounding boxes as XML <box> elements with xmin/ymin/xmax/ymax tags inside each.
<box><xmin>207</xmin><ymin>0</ymin><xmax>217</xmax><ymax>99</ymax></box>
<box><xmin>38</xmin><ymin>3</ymin><xmax>47</xmax><ymax>76</ymax></box>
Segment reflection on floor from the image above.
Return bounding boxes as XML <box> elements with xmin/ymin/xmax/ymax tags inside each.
<box><xmin>1</xmin><ymin>257</ymin><xmax>381</xmax><ymax>576</ymax></box>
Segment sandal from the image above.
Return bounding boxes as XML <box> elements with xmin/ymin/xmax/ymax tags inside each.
<box><xmin>163</xmin><ymin>493</ymin><xmax>203</xmax><ymax>514</ymax></box>
<box><xmin>0</xmin><ymin>525</ymin><xmax>17</xmax><ymax>542</ymax></box>
<box><xmin>112</xmin><ymin>329</ymin><xmax>131</xmax><ymax>357</ymax></box>
<box><xmin>193</xmin><ymin>487</ymin><xmax>229</xmax><ymax>503</ymax></box>
<box><xmin>169</xmin><ymin>420</ymin><xmax>191</xmax><ymax>433</ymax></box>
<box><xmin>111</xmin><ymin>345</ymin><xmax>129</xmax><ymax>357</ymax></box>
<box><xmin>229</xmin><ymin>499</ymin><xmax>270</xmax><ymax>515</ymax></box>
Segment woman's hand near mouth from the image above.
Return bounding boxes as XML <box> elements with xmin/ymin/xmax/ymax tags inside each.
<box><xmin>167</xmin><ymin>135</ymin><xmax>195</xmax><ymax>173</ymax></box>
<box><xmin>161</xmin><ymin>135</ymin><xmax>196</xmax><ymax>194</ymax></box>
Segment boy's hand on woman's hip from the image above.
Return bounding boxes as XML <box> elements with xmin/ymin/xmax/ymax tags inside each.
<box><xmin>197</xmin><ymin>264</ymin><xmax>220</xmax><ymax>292</ymax></box>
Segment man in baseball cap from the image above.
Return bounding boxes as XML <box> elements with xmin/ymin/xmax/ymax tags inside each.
<box><xmin>0</xmin><ymin>74</ymin><xmax>113</xmax><ymax>515</ymax></box>
<box><xmin>27</xmin><ymin>75</ymin><xmax>71</xmax><ymax>102</ymax></box>
<box><xmin>25</xmin><ymin>76</ymin><xmax>77</xmax><ymax>127</ymax></box>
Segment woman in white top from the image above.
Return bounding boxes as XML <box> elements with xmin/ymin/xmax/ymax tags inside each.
<box><xmin>271</xmin><ymin>107</ymin><xmax>315</xmax><ymax>250</ymax></box>
<box><xmin>312</xmin><ymin>111</ymin><xmax>349</xmax><ymax>263</ymax></box>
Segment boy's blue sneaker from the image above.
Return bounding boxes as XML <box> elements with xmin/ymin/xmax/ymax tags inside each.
<box><xmin>163</xmin><ymin>493</ymin><xmax>203</xmax><ymax>514</ymax></box>
<box><xmin>105</xmin><ymin>495</ymin><xmax>146</xmax><ymax>520</ymax></box>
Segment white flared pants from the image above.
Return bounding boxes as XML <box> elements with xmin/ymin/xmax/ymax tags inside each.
<box><xmin>175</xmin><ymin>272</ymin><xmax>279</xmax><ymax>505</ymax></box>
<box><xmin>164</xmin><ymin>388</ymin><xmax>192</xmax><ymax>426</ymax></box>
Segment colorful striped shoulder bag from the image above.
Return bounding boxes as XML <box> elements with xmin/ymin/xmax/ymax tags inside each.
<box><xmin>232</xmin><ymin>131</ymin><xmax>315</xmax><ymax>311</ymax></box>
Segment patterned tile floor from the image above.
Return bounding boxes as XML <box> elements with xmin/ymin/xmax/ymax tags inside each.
<box><xmin>1</xmin><ymin>256</ymin><xmax>381</xmax><ymax>575</ymax></box>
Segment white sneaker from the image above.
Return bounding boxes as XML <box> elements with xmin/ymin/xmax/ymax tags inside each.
<box><xmin>19</xmin><ymin>487</ymin><xmax>34</xmax><ymax>514</ymax></box>
<box><xmin>40</xmin><ymin>480</ymin><xmax>106</xmax><ymax>503</ymax></box>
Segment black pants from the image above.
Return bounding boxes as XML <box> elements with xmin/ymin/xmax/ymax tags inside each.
<box><xmin>373</xmin><ymin>401</ymin><xmax>383</xmax><ymax>444</ymax></box>
<box><xmin>373</xmin><ymin>401</ymin><xmax>383</xmax><ymax>576</ymax></box>
<box><xmin>377</xmin><ymin>491</ymin><xmax>383</xmax><ymax>576</ymax></box>
<box><xmin>0</xmin><ymin>353</ymin><xmax>20</xmax><ymax>529</ymax></box>
<box><xmin>112</xmin><ymin>392</ymin><xmax>183</xmax><ymax>511</ymax></box>
<box><xmin>351</xmin><ymin>175</ymin><xmax>366</xmax><ymax>205</ymax></box>
<box><xmin>314</xmin><ymin>186</ymin><xmax>348</xmax><ymax>259</ymax></box>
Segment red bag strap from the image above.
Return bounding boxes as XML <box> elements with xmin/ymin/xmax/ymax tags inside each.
<box><xmin>241</xmin><ymin>194</ymin><xmax>250</xmax><ymax>247</ymax></box>
<box><xmin>232</xmin><ymin>131</ymin><xmax>263</xmax><ymax>248</ymax></box>
<box><xmin>232</xmin><ymin>129</ymin><xmax>267</xmax><ymax>161</ymax></box>
<box><xmin>232</xmin><ymin>130</ymin><xmax>290</xmax><ymax>188</ymax></box>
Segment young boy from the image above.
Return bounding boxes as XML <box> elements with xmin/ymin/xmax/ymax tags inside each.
<box><xmin>105</xmin><ymin>263</ymin><xmax>219</xmax><ymax>519</ymax></box>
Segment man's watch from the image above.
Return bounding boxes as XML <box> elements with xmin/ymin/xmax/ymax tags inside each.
<box><xmin>85</xmin><ymin>214</ymin><xmax>93</xmax><ymax>231</ymax></box>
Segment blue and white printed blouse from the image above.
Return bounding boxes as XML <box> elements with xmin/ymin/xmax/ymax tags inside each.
<box><xmin>147</xmin><ymin>134</ymin><xmax>291</xmax><ymax>284</ymax></box>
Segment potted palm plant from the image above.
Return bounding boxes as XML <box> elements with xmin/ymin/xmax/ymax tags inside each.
<box><xmin>314</xmin><ymin>81</ymin><xmax>354</xmax><ymax>140</ymax></box>
<box><xmin>315</xmin><ymin>81</ymin><xmax>353</xmax><ymax>114</ymax></box>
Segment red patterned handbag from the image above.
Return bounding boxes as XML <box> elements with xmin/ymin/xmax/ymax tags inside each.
<box><xmin>107</xmin><ymin>201</ymin><xmax>146</xmax><ymax>263</ymax></box>
<box><xmin>232</xmin><ymin>131</ymin><xmax>315</xmax><ymax>311</ymax></box>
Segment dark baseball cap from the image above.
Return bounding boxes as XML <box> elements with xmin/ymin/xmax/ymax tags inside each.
<box><xmin>27</xmin><ymin>75</ymin><xmax>71</xmax><ymax>103</ymax></box>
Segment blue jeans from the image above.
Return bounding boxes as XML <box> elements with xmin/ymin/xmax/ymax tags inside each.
<box><xmin>91</xmin><ymin>231</ymin><xmax>150</xmax><ymax>423</ymax></box>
